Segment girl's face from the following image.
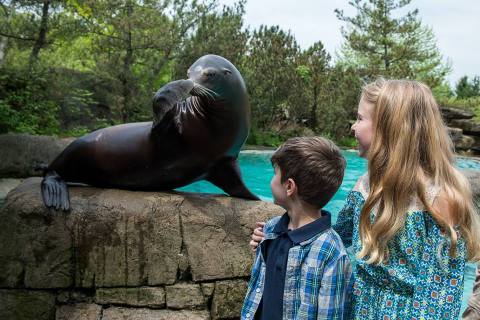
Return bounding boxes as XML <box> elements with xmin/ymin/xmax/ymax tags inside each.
<box><xmin>352</xmin><ymin>97</ymin><xmax>374</xmax><ymax>158</ymax></box>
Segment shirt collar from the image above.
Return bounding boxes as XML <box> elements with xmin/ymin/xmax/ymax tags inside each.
<box><xmin>272</xmin><ymin>210</ymin><xmax>332</xmax><ymax>245</ymax></box>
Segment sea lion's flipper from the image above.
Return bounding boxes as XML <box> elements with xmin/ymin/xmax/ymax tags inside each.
<box><xmin>152</xmin><ymin>79</ymin><xmax>194</xmax><ymax>128</ymax></box>
<box><xmin>41</xmin><ymin>170</ymin><xmax>70</xmax><ymax>211</ymax></box>
<box><xmin>206</xmin><ymin>158</ymin><xmax>260</xmax><ymax>200</ymax></box>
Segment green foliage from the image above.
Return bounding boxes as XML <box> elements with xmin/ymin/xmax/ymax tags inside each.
<box><xmin>438</xmin><ymin>96</ymin><xmax>480</xmax><ymax>120</ymax></box>
<box><xmin>336</xmin><ymin>0</ymin><xmax>450</xmax><ymax>87</ymax></box>
<box><xmin>243</xmin><ymin>25</ymin><xmax>302</xmax><ymax>129</ymax></box>
<box><xmin>173</xmin><ymin>1</ymin><xmax>249</xmax><ymax>79</ymax></box>
<box><xmin>247</xmin><ymin>129</ymin><xmax>284</xmax><ymax>147</ymax></box>
<box><xmin>0</xmin><ymin>0</ymin><xmax>463</xmax><ymax>149</ymax></box>
<box><xmin>247</xmin><ymin>125</ymin><xmax>316</xmax><ymax>147</ymax></box>
<box><xmin>432</xmin><ymin>81</ymin><xmax>454</xmax><ymax>101</ymax></box>
<box><xmin>0</xmin><ymin>67</ymin><xmax>60</xmax><ymax>135</ymax></box>
<box><xmin>456</xmin><ymin>76</ymin><xmax>480</xmax><ymax>99</ymax></box>
<box><xmin>336</xmin><ymin>136</ymin><xmax>358</xmax><ymax>149</ymax></box>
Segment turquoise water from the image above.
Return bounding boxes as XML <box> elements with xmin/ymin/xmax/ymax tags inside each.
<box><xmin>178</xmin><ymin>150</ymin><xmax>480</xmax><ymax>316</ymax></box>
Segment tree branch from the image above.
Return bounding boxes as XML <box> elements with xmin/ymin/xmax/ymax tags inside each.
<box><xmin>0</xmin><ymin>31</ymin><xmax>36</xmax><ymax>41</ymax></box>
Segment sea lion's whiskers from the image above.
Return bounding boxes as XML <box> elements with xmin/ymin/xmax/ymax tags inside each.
<box><xmin>193</xmin><ymin>83</ymin><xmax>217</xmax><ymax>102</ymax></box>
<box><xmin>202</xmin><ymin>86</ymin><xmax>218</xmax><ymax>99</ymax></box>
<box><xmin>199</xmin><ymin>87</ymin><xmax>214</xmax><ymax>102</ymax></box>
<box><xmin>192</xmin><ymin>96</ymin><xmax>206</xmax><ymax>117</ymax></box>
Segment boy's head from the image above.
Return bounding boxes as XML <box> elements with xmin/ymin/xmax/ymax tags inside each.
<box><xmin>270</xmin><ymin>136</ymin><xmax>346</xmax><ymax>210</ymax></box>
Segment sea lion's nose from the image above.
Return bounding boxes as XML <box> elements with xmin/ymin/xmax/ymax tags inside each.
<box><xmin>201</xmin><ymin>68</ymin><xmax>217</xmax><ymax>78</ymax></box>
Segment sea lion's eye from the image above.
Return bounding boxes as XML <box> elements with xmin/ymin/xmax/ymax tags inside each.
<box><xmin>223</xmin><ymin>68</ymin><xmax>232</xmax><ymax>75</ymax></box>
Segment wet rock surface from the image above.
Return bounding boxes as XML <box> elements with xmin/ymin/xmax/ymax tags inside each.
<box><xmin>0</xmin><ymin>178</ymin><xmax>282</xmax><ymax>319</ymax></box>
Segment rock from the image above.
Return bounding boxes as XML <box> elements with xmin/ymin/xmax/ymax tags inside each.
<box><xmin>200</xmin><ymin>282</ymin><xmax>215</xmax><ymax>300</ymax></box>
<box><xmin>0</xmin><ymin>134</ymin><xmax>73</xmax><ymax>178</ymax></box>
<box><xmin>95</xmin><ymin>287</ymin><xmax>165</xmax><ymax>308</ymax></box>
<box><xmin>55</xmin><ymin>303</ymin><xmax>102</xmax><ymax>320</ymax></box>
<box><xmin>441</xmin><ymin>107</ymin><xmax>474</xmax><ymax>121</ymax></box>
<box><xmin>0</xmin><ymin>178</ymin><xmax>183</xmax><ymax>289</ymax></box>
<box><xmin>166</xmin><ymin>282</ymin><xmax>205</xmax><ymax>309</ymax></box>
<box><xmin>455</xmin><ymin>135</ymin><xmax>476</xmax><ymax>149</ymax></box>
<box><xmin>102</xmin><ymin>307</ymin><xmax>210</xmax><ymax>320</ymax></box>
<box><xmin>0</xmin><ymin>178</ymin><xmax>22</xmax><ymax>200</ymax></box>
<box><xmin>461</xmin><ymin>169</ymin><xmax>480</xmax><ymax>209</ymax></box>
<box><xmin>71</xmin><ymin>188</ymin><xmax>183</xmax><ymax>287</ymax></box>
<box><xmin>0</xmin><ymin>178</ymin><xmax>73</xmax><ymax>288</ymax></box>
<box><xmin>448</xmin><ymin>127</ymin><xmax>463</xmax><ymax>143</ymax></box>
<box><xmin>176</xmin><ymin>248</ymin><xmax>191</xmax><ymax>281</ymax></box>
<box><xmin>450</xmin><ymin>119</ymin><xmax>480</xmax><ymax>135</ymax></box>
<box><xmin>56</xmin><ymin>290</ymin><xmax>93</xmax><ymax>304</ymax></box>
<box><xmin>180</xmin><ymin>194</ymin><xmax>282</xmax><ymax>281</ymax></box>
<box><xmin>0</xmin><ymin>177</ymin><xmax>282</xmax><ymax>291</ymax></box>
<box><xmin>211</xmin><ymin>279</ymin><xmax>248</xmax><ymax>320</ymax></box>
<box><xmin>0</xmin><ymin>289</ymin><xmax>55</xmax><ymax>320</ymax></box>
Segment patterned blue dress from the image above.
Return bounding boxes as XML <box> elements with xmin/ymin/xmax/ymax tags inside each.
<box><xmin>333</xmin><ymin>174</ymin><xmax>467</xmax><ymax>320</ymax></box>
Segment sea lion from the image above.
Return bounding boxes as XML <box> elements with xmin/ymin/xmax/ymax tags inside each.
<box><xmin>41</xmin><ymin>54</ymin><xmax>259</xmax><ymax>210</ymax></box>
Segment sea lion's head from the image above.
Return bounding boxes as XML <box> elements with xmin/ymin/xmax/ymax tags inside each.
<box><xmin>187</xmin><ymin>55</ymin><xmax>247</xmax><ymax>103</ymax></box>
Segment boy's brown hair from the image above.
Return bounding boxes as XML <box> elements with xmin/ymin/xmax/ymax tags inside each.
<box><xmin>271</xmin><ymin>136</ymin><xmax>346</xmax><ymax>209</ymax></box>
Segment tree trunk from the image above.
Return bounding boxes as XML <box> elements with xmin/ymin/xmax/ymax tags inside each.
<box><xmin>121</xmin><ymin>1</ymin><xmax>134</xmax><ymax>123</ymax></box>
<box><xmin>0</xmin><ymin>36</ymin><xmax>7</xmax><ymax>66</ymax></box>
<box><xmin>30</xmin><ymin>0</ymin><xmax>50</xmax><ymax>64</ymax></box>
<box><xmin>310</xmin><ymin>84</ymin><xmax>318</xmax><ymax>130</ymax></box>
<box><xmin>382</xmin><ymin>2</ymin><xmax>390</xmax><ymax>72</ymax></box>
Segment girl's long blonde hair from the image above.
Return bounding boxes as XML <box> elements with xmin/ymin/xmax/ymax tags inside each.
<box><xmin>357</xmin><ymin>78</ymin><xmax>480</xmax><ymax>264</ymax></box>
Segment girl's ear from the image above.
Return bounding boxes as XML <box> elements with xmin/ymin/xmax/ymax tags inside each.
<box><xmin>286</xmin><ymin>178</ymin><xmax>297</xmax><ymax>197</ymax></box>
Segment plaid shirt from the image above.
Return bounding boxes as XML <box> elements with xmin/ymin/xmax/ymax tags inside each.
<box><xmin>241</xmin><ymin>215</ymin><xmax>353</xmax><ymax>320</ymax></box>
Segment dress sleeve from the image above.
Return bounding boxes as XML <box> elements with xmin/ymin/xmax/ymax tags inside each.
<box><xmin>332</xmin><ymin>191</ymin><xmax>357</xmax><ymax>248</ymax></box>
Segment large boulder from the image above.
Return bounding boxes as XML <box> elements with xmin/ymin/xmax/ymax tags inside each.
<box><xmin>448</xmin><ymin>127</ymin><xmax>463</xmax><ymax>143</ymax></box>
<box><xmin>0</xmin><ymin>134</ymin><xmax>73</xmax><ymax>178</ymax></box>
<box><xmin>462</xmin><ymin>169</ymin><xmax>480</xmax><ymax>209</ymax></box>
<box><xmin>0</xmin><ymin>290</ymin><xmax>56</xmax><ymax>320</ymax></box>
<box><xmin>441</xmin><ymin>106</ymin><xmax>475</xmax><ymax>121</ymax></box>
<box><xmin>0</xmin><ymin>178</ymin><xmax>282</xmax><ymax>290</ymax></box>
<box><xmin>450</xmin><ymin>119</ymin><xmax>480</xmax><ymax>135</ymax></box>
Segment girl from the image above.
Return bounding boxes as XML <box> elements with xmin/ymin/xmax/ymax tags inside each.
<box><xmin>250</xmin><ymin>79</ymin><xmax>480</xmax><ymax>319</ymax></box>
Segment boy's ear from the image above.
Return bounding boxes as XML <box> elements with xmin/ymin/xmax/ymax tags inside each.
<box><xmin>286</xmin><ymin>178</ymin><xmax>297</xmax><ymax>197</ymax></box>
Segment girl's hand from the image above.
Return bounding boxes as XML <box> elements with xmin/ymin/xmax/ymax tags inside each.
<box><xmin>249</xmin><ymin>221</ymin><xmax>265</xmax><ymax>250</ymax></box>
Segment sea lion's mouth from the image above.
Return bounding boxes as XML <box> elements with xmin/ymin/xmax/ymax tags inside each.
<box><xmin>191</xmin><ymin>82</ymin><xmax>219</xmax><ymax>103</ymax></box>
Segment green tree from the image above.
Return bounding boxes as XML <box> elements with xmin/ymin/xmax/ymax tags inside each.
<box><xmin>244</xmin><ymin>25</ymin><xmax>301</xmax><ymax>129</ymax></box>
<box><xmin>456</xmin><ymin>76</ymin><xmax>480</xmax><ymax>99</ymax></box>
<box><xmin>0</xmin><ymin>0</ymin><xmax>67</xmax><ymax>66</ymax></box>
<box><xmin>71</xmin><ymin>0</ymin><xmax>215</xmax><ymax>122</ymax></box>
<box><xmin>173</xmin><ymin>1</ymin><xmax>249</xmax><ymax>79</ymax></box>
<box><xmin>297</xmin><ymin>41</ymin><xmax>331</xmax><ymax>130</ymax></box>
<box><xmin>336</xmin><ymin>0</ymin><xmax>450</xmax><ymax>87</ymax></box>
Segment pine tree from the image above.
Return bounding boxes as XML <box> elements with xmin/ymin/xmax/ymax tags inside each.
<box><xmin>336</xmin><ymin>0</ymin><xmax>450</xmax><ymax>87</ymax></box>
<box><xmin>456</xmin><ymin>76</ymin><xmax>480</xmax><ymax>98</ymax></box>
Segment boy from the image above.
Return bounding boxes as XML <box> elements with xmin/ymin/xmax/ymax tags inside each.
<box><xmin>241</xmin><ymin>136</ymin><xmax>353</xmax><ymax>320</ymax></box>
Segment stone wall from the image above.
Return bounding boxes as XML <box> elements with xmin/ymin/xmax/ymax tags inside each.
<box><xmin>0</xmin><ymin>134</ymin><xmax>74</xmax><ymax>178</ymax></box>
<box><xmin>442</xmin><ymin>107</ymin><xmax>480</xmax><ymax>156</ymax></box>
<box><xmin>0</xmin><ymin>178</ymin><xmax>283</xmax><ymax>320</ymax></box>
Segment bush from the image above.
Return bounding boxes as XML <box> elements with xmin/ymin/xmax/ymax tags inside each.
<box><xmin>438</xmin><ymin>96</ymin><xmax>480</xmax><ymax>120</ymax></box>
<box><xmin>0</xmin><ymin>68</ymin><xmax>61</xmax><ymax>135</ymax></box>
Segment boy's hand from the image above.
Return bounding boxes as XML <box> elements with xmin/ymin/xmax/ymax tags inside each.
<box><xmin>249</xmin><ymin>221</ymin><xmax>265</xmax><ymax>250</ymax></box>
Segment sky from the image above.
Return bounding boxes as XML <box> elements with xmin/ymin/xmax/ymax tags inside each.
<box><xmin>217</xmin><ymin>0</ymin><xmax>480</xmax><ymax>87</ymax></box>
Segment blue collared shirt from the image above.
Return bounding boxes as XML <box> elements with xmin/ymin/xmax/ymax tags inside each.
<box><xmin>241</xmin><ymin>211</ymin><xmax>353</xmax><ymax>320</ymax></box>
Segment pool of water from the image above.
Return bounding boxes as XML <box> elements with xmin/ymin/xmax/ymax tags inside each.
<box><xmin>178</xmin><ymin>149</ymin><xmax>480</xmax><ymax>316</ymax></box>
